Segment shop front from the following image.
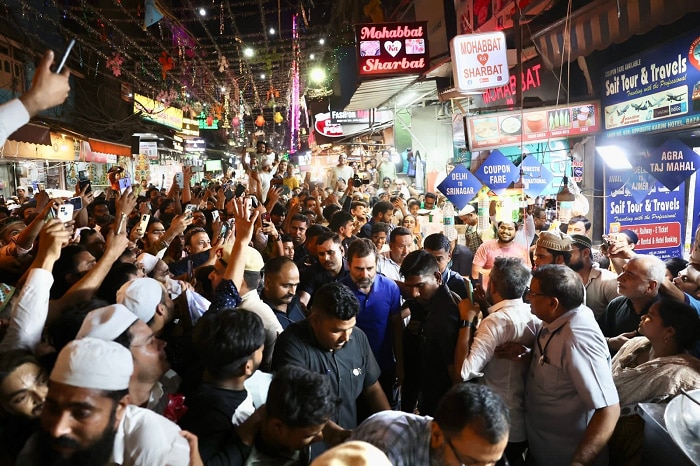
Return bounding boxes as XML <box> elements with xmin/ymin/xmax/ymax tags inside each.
<box><xmin>599</xmin><ymin>27</ymin><xmax>700</xmax><ymax>259</ymax></box>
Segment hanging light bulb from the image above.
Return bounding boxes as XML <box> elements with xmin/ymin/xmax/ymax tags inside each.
<box><xmin>273</xmin><ymin>111</ymin><xmax>283</xmax><ymax>124</ymax></box>
<box><xmin>255</xmin><ymin>115</ymin><xmax>265</xmax><ymax>127</ymax></box>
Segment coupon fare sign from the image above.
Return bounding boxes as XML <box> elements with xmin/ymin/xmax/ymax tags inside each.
<box><xmin>451</xmin><ymin>31</ymin><xmax>509</xmax><ymax>92</ymax></box>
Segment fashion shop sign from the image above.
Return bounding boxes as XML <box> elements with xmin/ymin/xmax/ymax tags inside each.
<box><xmin>355</xmin><ymin>22</ymin><xmax>430</xmax><ymax>77</ymax></box>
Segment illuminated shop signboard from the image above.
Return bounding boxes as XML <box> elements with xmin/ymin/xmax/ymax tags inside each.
<box><xmin>465</xmin><ymin>101</ymin><xmax>601</xmax><ymax>151</ymax></box>
<box><xmin>601</xmin><ymin>28</ymin><xmax>700</xmax><ymax>137</ymax></box>
<box><xmin>133</xmin><ymin>94</ymin><xmax>183</xmax><ymax>131</ymax></box>
<box><xmin>355</xmin><ymin>21</ymin><xmax>430</xmax><ymax>77</ymax></box>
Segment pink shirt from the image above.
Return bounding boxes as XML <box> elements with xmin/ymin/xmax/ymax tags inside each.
<box><xmin>472</xmin><ymin>239</ymin><xmax>531</xmax><ymax>289</ymax></box>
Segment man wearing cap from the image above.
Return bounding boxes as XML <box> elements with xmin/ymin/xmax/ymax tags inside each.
<box><xmin>599</xmin><ymin>255</ymin><xmax>665</xmax><ymax>354</ymax></box>
<box><xmin>457</xmin><ymin>203</ymin><xmax>483</xmax><ymax>255</ymax></box>
<box><xmin>569</xmin><ymin>234</ymin><xmax>620</xmax><ymax>320</ymax></box>
<box><xmin>76</xmin><ymin>304</ymin><xmax>172</xmax><ymax>413</ymax></box>
<box><xmin>472</xmin><ymin>220</ymin><xmax>530</xmax><ymax>290</ymax></box>
<box><xmin>237</xmin><ymin>246</ymin><xmax>284</xmax><ymax>368</ymax></box>
<box><xmin>532</xmin><ymin>230</ymin><xmax>573</xmax><ymax>268</ymax></box>
<box><xmin>116</xmin><ymin>277</ymin><xmax>175</xmax><ymax>337</ymax></box>
<box><xmin>17</xmin><ymin>338</ymin><xmax>191</xmax><ymax>466</ymax></box>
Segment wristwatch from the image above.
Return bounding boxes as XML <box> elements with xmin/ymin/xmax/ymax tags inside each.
<box><xmin>458</xmin><ymin>319</ymin><xmax>476</xmax><ymax>329</ymax></box>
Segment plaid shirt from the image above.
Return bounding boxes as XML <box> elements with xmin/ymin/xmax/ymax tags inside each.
<box><xmin>465</xmin><ymin>225</ymin><xmax>483</xmax><ymax>254</ymax></box>
<box><xmin>350</xmin><ymin>411</ymin><xmax>432</xmax><ymax>465</ymax></box>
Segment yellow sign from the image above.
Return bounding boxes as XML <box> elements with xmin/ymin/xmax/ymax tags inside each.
<box><xmin>133</xmin><ymin>93</ymin><xmax>183</xmax><ymax>131</ymax></box>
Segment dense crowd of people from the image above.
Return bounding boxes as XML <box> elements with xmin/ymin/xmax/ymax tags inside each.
<box><xmin>0</xmin><ymin>49</ymin><xmax>699</xmax><ymax>466</ymax></box>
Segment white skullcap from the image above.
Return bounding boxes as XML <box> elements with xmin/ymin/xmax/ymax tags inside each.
<box><xmin>310</xmin><ymin>441</ymin><xmax>392</xmax><ymax>466</ymax></box>
<box><xmin>51</xmin><ymin>337</ymin><xmax>133</xmax><ymax>390</ymax></box>
<box><xmin>458</xmin><ymin>204</ymin><xmax>475</xmax><ymax>215</ymax></box>
<box><xmin>76</xmin><ymin>304</ymin><xmax>138</xmax><ymax>341</ymax></box>
<box><xmin>137</xmin><ymin>253</ymin><xmax>159</xmax><ymax>274</ymax></box>
<box><xmin>116</xmin><ymin>277</ymin><xmax>163</xmax><ymax>323</ymax></box>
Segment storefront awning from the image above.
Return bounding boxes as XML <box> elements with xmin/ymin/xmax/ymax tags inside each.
<box><xmin>345</xmin><ymin>75</ymin><xmax>420</xmax><ymax>111</ymax></box>
<box><xmin>88</xmin><ymin>138</ymin><xmax>132</xmax><ymax>157</ymax></box>
<box><xmin>532</xmin><ymin>0</ymin><xmax>700</xmax><ymax>70</ymax></box>
<box><xmin>6</xmin><ymin>122</ymin><xmax>52</xmax><ymax>146</ymax></box>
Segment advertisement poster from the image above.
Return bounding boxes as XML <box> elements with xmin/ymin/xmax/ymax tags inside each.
<box><xmin>601</xmin><ymin>28</ymin><xmax>700</xmax><ymax>138</ymax></box>
<box><xmin>605</xmin><ymin>167</ymin><xmax>685</xmax><ymax>260</ymax></box>
<box><xmin>466</xmin><ymin>101</ymin><xmax>600</xmax><ymax>151</ymax></box>
<box><xmin>450</xmin><ymin>31</ymin><xmax>509</xmax><ymax>92</ymax></box>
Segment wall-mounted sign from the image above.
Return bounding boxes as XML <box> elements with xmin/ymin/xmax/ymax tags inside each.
<box><xmin>185</xmin><ymin>139</ymin><xmax>206</xmax><ymax>153</ymax></box>
<box><xmin>180</xmin><ymin>118</ymin><xmax>200</xmax><ymax>137</ymax></box>
<box><xmin>450</xmin><ymin>31</ymin><xmax>509</xmax><ymax>92</ymax></box>
<box><xmin>355</xmin><ymin>21</ymin><xmax>430</xmax><ymax>77</ymax></box>
<box><xmin>605</xmin><ymin>167</ymin><xmax>685</xmax><ymax>260</ymax></box>
<box><xmin>601</xmin><ymin>29</ymin><xmax>700</xmax><ymax>138</ymax></box>
<box><xmin>466</xmin><ymin>101</ymin><xmax>600</xmax><ymax>151</ymax></box>
<box><xmin>133</xmin><ymin>93</ymin><xmax>183</xmax><ymax>131</ymax></box>
<box><xmin>139</xmin><ymin>140</ymin><xmax>158</xmax><ymax>160</ymax></box>
<box><xmin>330</xmin><ymin>109</ymin><xmax>393</xmax><ymax>124</ymax></box>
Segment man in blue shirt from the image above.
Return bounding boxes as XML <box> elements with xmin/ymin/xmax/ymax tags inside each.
<box><xmin>341</xmin><ymin>239</ymin><xmax>403</xmax><ymax>408</ymax></box>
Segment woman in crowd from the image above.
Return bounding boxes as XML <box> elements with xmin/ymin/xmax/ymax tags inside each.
<box><xmin>609</xmin><ymin>298</ymin><xmax>700</xmax><ymax>465</ymax></box>
<box><xmin>401</xmin><ymin>214</ymin><xmax>423</xmax><ymax>249</ymax></box>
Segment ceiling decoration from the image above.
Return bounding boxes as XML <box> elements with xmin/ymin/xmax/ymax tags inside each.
<box><xmin>2</xmin><ymin>0</ymin><xmax>333</xmax><ymax>127</ymax></box>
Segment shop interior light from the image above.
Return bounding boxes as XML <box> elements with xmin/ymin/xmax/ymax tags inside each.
<box><xmin>244</xmin><ymin>48</ymin><xmax>254</xmax><ymax>58</ymax></box>
<box><xmin>596</xmin><ymin>145</ymin><xmax>632</xmax><ymax>170</ymax></box>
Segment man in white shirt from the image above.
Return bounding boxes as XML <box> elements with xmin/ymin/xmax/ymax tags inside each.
<box><xmin>18</xmin><ymin>338</ymin><xmax>191</xmax><ymax>466</ymax></box>
<box><xmin>455</xmin><ymin>256</ymin><xmax>539</xmax><ymax>466</ymax></box>
<box><xmin>329</xmin><ymin>154</ymin><xmax>354</xmax><ymax>190</ymax></box>
<box><xmin>1</xmin><ymin>50</ymin><xmax>71</xmax><ymax>146</ymax></box>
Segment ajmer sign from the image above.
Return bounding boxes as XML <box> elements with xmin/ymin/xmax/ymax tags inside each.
<box><xmin>450</xmin><ymin>31</ymin><xmax>509</xmax><ymax>92</ymax></box>
<box><xmin>355</xmin><ymin>22</ymin><xmax>430</xmax><ymax>77</ymax></box>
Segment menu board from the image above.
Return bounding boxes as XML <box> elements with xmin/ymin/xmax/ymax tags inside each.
<box><xmin>466</xmin><ymin>101</ymin><xmax>601</xmax><ymax>151</ymax></box>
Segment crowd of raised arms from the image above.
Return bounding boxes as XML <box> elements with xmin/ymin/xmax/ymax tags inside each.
<box><xmin>0</xmin><ymin>49</ymin><xmax>699</xmax><ymax>466</ymax></box>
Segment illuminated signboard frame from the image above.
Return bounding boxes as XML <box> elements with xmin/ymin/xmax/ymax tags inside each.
<box><xmin>355</xmin><ymin>21</ymin><xmax>430</xmax><ymax>77</ymax></box>
<box><xmin>133</xmin><ymin>94</ymin><xmax>183</xmax><ymax>131</ymax></box>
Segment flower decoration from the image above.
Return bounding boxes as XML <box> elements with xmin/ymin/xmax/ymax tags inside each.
<box><xmin>231</xmin><ymin>115</ymin><xmax>240</xmax><ymax>127</ymax></box>
<box><xmin>255</xmin><ymin>115</ymin><xmax>265</xmax><ymax>127</ymax></box>
<box><xmin>159</xmin><ymin>52</ymin><xmax>174</xmax><ymax>80</ymax></box>
<box><xmin>273</xmin><ymin>111</ymin><xmax>284</xmax><ymax>124</ymax></box>
<box><xmin>107</xmin><ymin>52</ymin><xmax>124</xmax><ymax>77</ymax></box>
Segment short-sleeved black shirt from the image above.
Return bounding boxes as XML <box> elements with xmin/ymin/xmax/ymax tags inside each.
<box><xmin>599</xmin><ymin>295</ymin><xmax>659</xmax><ymax>344</ymax></box>
<box><xmin>404</xmin><ymin>284</ymin><xmax>460</xmax><ymax>416</ymax></box>
<box><xmin>298</xmin><ymin>260</ymin><xmax>349</xmax><ymax>308</ymax></box>
<box><xmin>271</xmin><ymin>319</ymin><xmax>380</xmax><ymax>429</ymax></box>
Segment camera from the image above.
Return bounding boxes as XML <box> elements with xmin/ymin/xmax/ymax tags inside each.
<box><xmin>352</xmin><ymin>174</ymin><xmax>370</xmax><ymax>188</ymax></box>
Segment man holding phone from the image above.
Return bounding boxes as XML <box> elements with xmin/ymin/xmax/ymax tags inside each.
<box><xmin>0</xmin><ymin>49</ymin><xmax>71</xmax><ymax>146</ymax></box>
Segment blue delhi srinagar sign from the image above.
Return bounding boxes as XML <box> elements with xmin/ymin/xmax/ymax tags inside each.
<box><xmin>437</xmin><ymin>164</ymin><xmax>483</xmax><ymax>210</ymax></box>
